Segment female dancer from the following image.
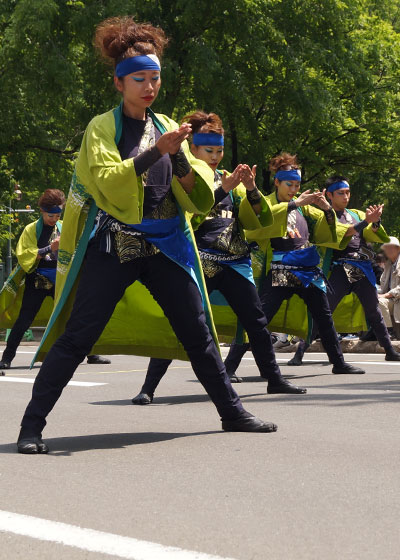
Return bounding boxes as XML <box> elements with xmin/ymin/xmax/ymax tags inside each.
<box><xmin>132</xmin><ymin>111</ymin><xmax>306</xmax><ymax>405</ymax></box>
<box><xmin>0</xmin><ymin>189</ymin><xmax>109</xmax><ymax>370</ymax></box>
<box><xmin>17</xmin><ymin>17</ymin><xmax>276</xmax><ymax>453</ymax></box>
<box><xmin>224</xmin><ymin>153</ymin><xmax>366</xmax><ymax>377</ymax></box>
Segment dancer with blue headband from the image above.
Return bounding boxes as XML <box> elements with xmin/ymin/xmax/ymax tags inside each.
<box><xmin>290</xmin><ymin>174</ymin><xmax>400</xmax><ymax>365</ymax></box>
<box><xmin>16</xmin><ymin>17</ymin><xmax>277</xmax><ymax>454</ymax></box>
<box><xmin>224</xmin><ymin>152</ymin><xmax>366</xmax><ymax>378</ymax></box>
<box><xmin>132</xmin><ymin>111</ymin><xmax>306</xmax><ymax>406</ymax></box>
<box><xmin>0</xmin><ymin>189</ymin><xmax>110</xmax><ymax>372</ymax></box>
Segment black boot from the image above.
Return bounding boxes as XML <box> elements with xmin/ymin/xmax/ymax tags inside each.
<box><xmin>332</xmin><ymin>363</ymin><xmax>365</xmax><ymax>374</ymax></box>
<box><xmin>86</xmin><ymin>355</ymin><xmax>111</xmax><ymax>364</ymax></box>
<box><xmin>387</xmin><ymin>327</ymin><xmax>397</xmax><ymax>341</ymax></box>
<box><xmin>287</xmin><ymin>340</ymin><xmax>309</xmax><ymax>366</ymax></box>
<box><xmin>0</xmin><ymin>360</ymin><xmax>11</xmax><ymax>369</ymax></box>
<box><xmin>228</xmin><ymin>372</ymin><xmax>243</xmax><ymax>383</ymax></box>
<box><xmin>385</xmin><ymin>347</ymin><xmax>400</xmax><ymax>361</ymax></box>
<box><xmin>222</xmin><ymin>415</ymin><xmax>277</xmax><ymax>433</ymax></box>
<box><xmin>17</xmin><ymin>432</ymin><xmax>49</xmax><ymax>454</ymax></box>
<box><xmin>360</xmin><ymin>328</ymin><xmax>377</xmax><ymax>342</ymax></box>
<box><xmin>132</xmin><ymin>392</ymin><xmax>153</xmax><ymax>405</ymax></box>
<box><xmin>287</xmin><ymin>354</ymin><xmax>303</xmax><ymax>366</ymax></box>
<box><xmin>267</xmin><ymin>378</ymin><xmax>307</xmax><ymax>394</ymax></box>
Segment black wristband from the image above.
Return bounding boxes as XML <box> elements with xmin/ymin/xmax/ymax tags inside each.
<box><xmin>170</xmin><ymin>147</ymin><xmax>192</xmax><ymax>178</ymax></box>
<box><xmin>133</xmin><ymin>145</ymin><xmax>162</xmax><ymax>176</ymax></box>
<box><xmin>324</xmin><ymin>208</ymin><xmax>335</xmax><ymax>226</ymax></box>
<box><xmin>38</xmin><ymin>245</ymin><xmax>52</xmax><ymax>256</ymax></box>
<box><xmin>353</xmin><ymin>219</ymin><xmax>368</xmax><ymax>234</ymax></box>
<box><xmin>372</xmin><ymin>219</ymin><xmax>381</xmax><ymax>229</ymax></box>
<box><xmin>287</xmin><ymin>200</ymin><xmax>297</xmax><ymax>212</ymax></box>
<box><xmin>246</xmin><ymin>188</ymin><xmax>262</xmax><ymax>205</ymax></box>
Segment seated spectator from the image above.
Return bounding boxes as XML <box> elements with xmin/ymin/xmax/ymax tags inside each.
<box><xmin>378</xmin><ymin>237</ymin><xmax>400</xmax><ymax>338</ymax></box>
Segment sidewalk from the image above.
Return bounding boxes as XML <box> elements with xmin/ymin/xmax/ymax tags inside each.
<box><xmin>274</xmin><ymin>338</ymin><xmax>400</xmax><ymax>354</ymax></box>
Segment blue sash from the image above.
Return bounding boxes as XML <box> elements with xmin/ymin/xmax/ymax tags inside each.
<box><xmin>336</xmin><ymin>258</ymin><xmax>376</xmax><ymax>287</ymax></box>
<box><xmin>272</xmin><ymin>246</ymin><xmax>326</xmax><ymax>291</ymax></box>
<box><xmin>36</xmin><ymin>267</ymin><xmax>57</xmax><ymax>285</ymax></box>
<box><xmin>129</xmin><ymin>216</ymin><xmax>195</xmax><ymax>269</ymax></box>
<box><xmin>199</xmin><ymin>248</ymin><xmax>254</xmax><ymax>282</ymax></box>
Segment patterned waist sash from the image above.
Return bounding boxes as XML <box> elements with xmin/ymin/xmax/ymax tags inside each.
<box><xmin>271</xmin><ymin>246</ymin><xmax>326</xmax><ymax>291</ymax></box>
<box><xmin>198</xmin><ymin>247</ymin><xmax>250</xmax><ymax>264</ymax></box>
<box><xmin>334</xmin><ymin>257</ymin><xmax>376</xmax><ymax>287</ymax></box>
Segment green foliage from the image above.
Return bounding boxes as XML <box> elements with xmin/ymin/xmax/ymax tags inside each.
<box><xmin>1</xmin><ymin>0</ymin><xmax>400</xmax><ymax>260</ymax></box>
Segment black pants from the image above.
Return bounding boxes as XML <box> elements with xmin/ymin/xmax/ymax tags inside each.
<box><xmin>20</xmin><ymin>243</ymin><xmax>246</xmax><ymax>436</ymax></box>
<box><xmin>2</xmin><ymin>274</ymin><xmax>54</xmax><ymax>364</ymax></box>
<box><xmin>225</xmin><ymin>271</ymin><xmax>346</xmax><ymax>372</ymax></box>
<box><xmin>141</xmin><ymin>266</ymin><xmax>282</xmax><ymax>396</ymax></box>
<box><xmin>309</xmin><ymin>266</ymin><xmax>392</xmax><ymax>349</ymax></box>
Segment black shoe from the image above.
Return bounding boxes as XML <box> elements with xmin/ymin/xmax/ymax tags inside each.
<box><xmin>287</xmin><ymin>355</ymin><xmax>303</xmax><ymax>366</ymax></box>
<box><xmin>17</xmin><ymin>436</ymin><xmax>49</xmax><ymax>454</ymax></box>
<box><xmin>86</xmin><ymin>355</ymin><xmax>111</xmax><ymax>364</ymax></box>
<box><xmin>0</xmin><ymin>360</ymin><xmax>11</xmax><ymax>369</ymax></box>
<box><xmin>332</xmin><ymin>363</ymin><xmax>365</xmax><ymax>374</ymax></box>
<box><xmin>131</xmin><ymin>392</ymin><xmax>153</xmax><ymax>405</ymax></box>
<box><xmin>228</xmin><ymin>373</ymin><xmax>243</xmax><ymax>383</ymax></box>
<box><xmin>385</xmin><ymin>348</ymin><xmax>400</xmax><ymax>361</ymax></box>
<box><xmin>1</xmin><ymin>370</ymin><xmax>5</xmax><ymax>376</ymax></box>
<box><xmin>267</xmin><ymin>380</ymin><xmax>307</xmax><ymax>394</ymax></box>
<box><xmin>360</xmin><ymin>328</ymin><xmax>377</xmax><ymax>342</ymax></box>
<box><xmin>387</xmin><ymin>328</ymin><xmax>397</xmax><ymax>341</ymax></box>
<box><xmin>222</xmin><ymin>415</ymin><xmax>277</xmax><ymax>433</ymax></box>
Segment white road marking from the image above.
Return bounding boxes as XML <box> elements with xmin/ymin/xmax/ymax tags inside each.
<box><xmin>0</xmin><ymin>510</ymin><xmax>236</xmax><ymax>560</ymax></box>
<box><xmin>0</xmin><ymin>377</ymin><xmax>106</xmax><ymax>387</ymax></box>
<box><xmin>238</xmin><ymin>357</ymin><xmax>397</xmax><ymax>366</ymax></box>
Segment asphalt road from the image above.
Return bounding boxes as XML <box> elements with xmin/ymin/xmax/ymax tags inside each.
<box><xmin>0</xmin><ymin>345</ymin><xmax>399</xmax><ymax>560</ymax></box>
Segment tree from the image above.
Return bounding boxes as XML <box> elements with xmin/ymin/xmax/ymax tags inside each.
<box><xmin>1</xmin><ymin>0</ymin><xmax>400</xmax><ymax>261</ymax></box>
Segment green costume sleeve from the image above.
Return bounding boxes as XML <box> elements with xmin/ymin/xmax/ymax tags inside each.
<box><xmin>350</xmin><ymin>209</ymin><xmax>390</xmax><ymax>244</ymax></box>
<box><xmin>236</xmin><ymin>185</ymin><xmax>273</xmax><ymax>230</ymax></box>
<box><xmin>77</xmin><ymin>115</ymin><xmax>144</xmax><ymax>225</ymax></box>
<box><xmin>15</xmin><ymin>221</ymin><xmax>39</xmax><ymax>273</ymax></box>
<box><xmin>244</xmin><ymin>195</ymin><xmax>289</xmax><ymax>245</ymax></box>
<box><xmin>302</xmin><ymin>205</ymin><xmax>349</xmax><ymax>249</ymax></box>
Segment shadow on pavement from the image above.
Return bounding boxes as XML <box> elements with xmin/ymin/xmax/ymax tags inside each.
<box><xmin>228</xmin><ymin>373</ymin><xmax>330</xmax><ymax>383</ymax></box>
<box><xmin>0</xmin><ymin>430</ymin><xmax>221</xmax><ymax>456</ymax></box>
<box><xmin>242</xmin><ymin>378</ymin><xmax>400</xmax><ymax>406</ymax></box>
<box><xmin>305</xmin><ymin>379</ymin><xmax>400</xmax><ymax>392</ymax></box>
<box><xmin>90</xmin><ymin>393</ymin><xmax>212</xmax><ymax>406</ymax></box>
<box><xmin>90</xmin><ymin>380</ymin><xmax>400</xmax><ymax>410</ymax></box>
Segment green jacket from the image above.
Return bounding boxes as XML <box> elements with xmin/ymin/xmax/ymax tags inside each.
<box><xmin>242</xmin><ymin>194</ymin><xmax>387</xmax><ymax>339</ymax></box>
<box><xmin>0</xmin><ymin>218</ymin><xmax>61</xmax><ymax>328</ymax></box>
<box><xmin>34</xmin><ymin>104</ymin><xmax>219</xmax><ymax>363</ymax></box>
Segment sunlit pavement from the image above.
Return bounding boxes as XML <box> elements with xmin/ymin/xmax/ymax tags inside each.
<box><xmin>0</xmin><ymin>345</ymin><xmax>399</xmax><ymax>560</ymax></box>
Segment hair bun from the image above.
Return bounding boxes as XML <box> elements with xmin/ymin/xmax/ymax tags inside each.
<box><xmin>95</xmin><ymin>16</ymin><xmax>168</xmax><ymax>65</ymax></box>
<box><xmin>269</xmin><ymin>152</ymin><xmax>299</xmax><ymax>173</ymax></box>
<box><xmin>182</xmin><ymin>110</ymin><xmax>224</xmax><ymax>135</ymax></box>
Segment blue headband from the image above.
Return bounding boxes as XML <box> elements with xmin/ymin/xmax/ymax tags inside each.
<box><xmin>192</xmin><ymin>133</ymin><xmax>224</xmax><ymax>146</ymax></box>
<box><xmin>41</xmin><ymin>205</ymin><xmax>63</xmax><ymax>214</ymax></box>
<box><xmin>327</xmin><ymin>180</ymin><xmax>350</xmax><ymax>193</ymax></box>
<box><xmin>275</xmin><ymin>169</ymin><xmax>302</xmax><ymax>182</ymax></box>
<box><xmin>115</xmin><ymin>55</ymin><xmax>161</xmax><ymax>78</ymax></box>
